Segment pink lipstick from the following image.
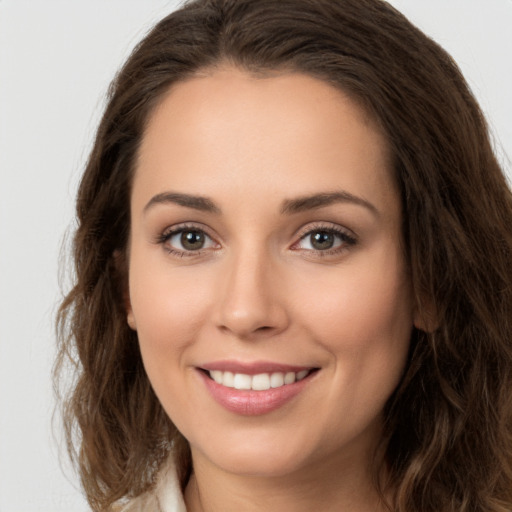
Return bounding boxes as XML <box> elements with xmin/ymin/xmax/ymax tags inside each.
<box><xmin>198</xmin><ymin>361</ymin><xmax>318</xmax><ymax>415</ymax></box>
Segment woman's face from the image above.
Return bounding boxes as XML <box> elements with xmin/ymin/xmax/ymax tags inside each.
<box><xmin>127</xmin><ymin>67</ymin><xmax>416</xmax><ymax>478</ymax></box>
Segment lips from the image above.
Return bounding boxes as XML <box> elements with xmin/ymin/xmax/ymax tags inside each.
<box><xmin>198</xmin><ymin>361</ymin><xmax>318</xmax><ymax>415</ymax></box>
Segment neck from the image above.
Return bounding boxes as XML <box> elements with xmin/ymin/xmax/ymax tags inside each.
<box><xmin>184</xmin><ymin>446</ymin><xmax>389</xmax><ymax>512</ymax></box>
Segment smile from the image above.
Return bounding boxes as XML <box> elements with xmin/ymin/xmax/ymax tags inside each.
<box><xmin>198</xmin><ymin>363</ymin><xmax>319</xmax><ymax>415</ymax></box>
<box><xmin>208</xmin><ymin>369</ymin><xmax>311</xmax><ymax>390</ymax></box>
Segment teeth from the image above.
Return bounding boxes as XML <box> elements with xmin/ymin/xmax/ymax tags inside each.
<box><xmin>210</xmin><ymin>370</ymin><xmax>223</xmax><ymax>384</ymax></box>
<box><xmin>208</xmin><ymin>369</ymin><xmax>311</xmax><ymax>390</ymax></box>
<box><xmin>270</xmin><ymin>372</ymin><xmax>284</xmax><ymax>388</ymax></box>
<box><xmin>223</xmin><ymin>371</ymin><xmax>234</xmax><ymax>387</ymax></box>
<box><xmin>233</xmin><ymin>373</ymin><xmax>252</xmax><ymax>390</ymax></box>
<box><xmin>284</xmin><ymin>372</ymin><xmax>296</xmax><ymax>385</ymax></box>
<box><xmin>296</xmin><ymin>370</ymin><xmax>309</xmax><ymax>380</ymax></box>
<box><xmin>252</xmin><ymin>373</ymin><xmax>271</xmax><ymax>391</ymax></box>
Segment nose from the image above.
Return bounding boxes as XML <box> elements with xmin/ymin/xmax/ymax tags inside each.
<box><xmin>214</xmin><ymin>248</ymin><xmax>289</xmax><ymax>340</ymax></box>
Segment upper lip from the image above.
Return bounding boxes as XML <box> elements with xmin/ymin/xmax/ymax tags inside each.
<box><xmin>199</xmin><ymin>360</ymin><xmax>317</xmax><ymax>375</ymax></box>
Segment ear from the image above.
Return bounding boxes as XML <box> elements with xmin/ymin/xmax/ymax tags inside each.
<box><xmin>127</xmin><ymin>309</ymin><xmax>137</xmax><ymax>331</ymax></box>
<box><xmin>113</xmin><ymin>250</ymin><xmax>137</xmax><ymax>331</ymax></box>
<box><xmin>413</xmin><ymin>296</ymin><xmax>438</xmax><ymax>333</ymax></box>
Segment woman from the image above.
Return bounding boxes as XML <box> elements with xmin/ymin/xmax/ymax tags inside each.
<box><xmin>56</xmin><ymin>0</ymin><xmax>512</xmax><ymax>510</ymax></box>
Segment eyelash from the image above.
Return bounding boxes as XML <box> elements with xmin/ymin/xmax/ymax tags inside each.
<box><xmin>292</xmin><ymin>222</ymin><xmax>357</xmax><ymax>257</ymax></box>
<box><xmin>156</xmin><ymin>222</ymin><xmax>357</xmax><ymax>258</ymax></box>
<box><xmin>156</xmin><ymin>223</ymin><xmax>218</xmax><ymax>258</ymax></box>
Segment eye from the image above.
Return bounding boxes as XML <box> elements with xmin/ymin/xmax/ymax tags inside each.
<box><xmin>159</xmin><ymin>226</ymin><xmax>218</xmax><ymax>256</ymax></box>
<box><xmin>293</xmin><ymin>225</ymin><xmax>357</xmax><ymax>254</ymax></box>
<box><xmin>301</xmin><ymin>231</ymin><xmax>339</xmax><ymax>250</ymax></box>
<box><xmin>172</xmin><ymin>230</ymin><xmax>208</xmax><ymax>251</ymax></box>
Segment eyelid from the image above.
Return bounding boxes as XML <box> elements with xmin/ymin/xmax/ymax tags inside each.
<box><xmin>294</xmin><ymin>221</ymin><xmax>357</xmax><ymax>242</ymax></box>
<box><xmin>290</xmin><ymin>221</ymin><xmax>358</xmax><ymax>254</ymax></box>
<box><xmin>159</xmin><ymin>221</ymin><xmax>216</xmax><ymax>239</ymax></box>
<box><xmin>154</xmin><ymin>221</ymin><xmax>356</xmax><ymax>258</ymax></box>
<box><xmin>156</xmin><ymin>222</ymin><xmax>221</xmax><ymax>256</ymax></box>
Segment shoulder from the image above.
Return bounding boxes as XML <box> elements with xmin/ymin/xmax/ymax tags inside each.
<box><xmin>113</xmin><ymin>457</ymin><xmax>186</xmax><ymax>512</ymax></box>
<box><xmin>113</xmin><ymin>492</ymin><xmax>160</xmax><ymax>512</ymax></box>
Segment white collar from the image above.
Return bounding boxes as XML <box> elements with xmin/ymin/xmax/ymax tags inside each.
<box><xmin>154</xmin><ymin>457</ymin><xmax>187</xmax><ymax>512</ymax></box>
<box><xmin>118</xmin><ymin>457</ymin><xmax>186</xmax><ymax>512</ymax></box>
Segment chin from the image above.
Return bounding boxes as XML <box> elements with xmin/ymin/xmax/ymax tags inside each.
<box><xmin>191</xmin><ymin>428</ymin><xmax>316</xmax><ymax>477</ymax></box>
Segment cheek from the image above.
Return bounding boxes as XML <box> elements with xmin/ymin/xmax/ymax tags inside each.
<box><xmin>294</xmin><ymin>249</ymin><xmax>414</xmax><ymax>378</ymax></box>
<box><xmin>295</xmin><ymin>255</ymin><xmax>413</xmax><ymax>437</ymax></box>
<box><xmin>128</xmin><ymin>254</ymin><xmax>216</xmax><ymax>359</ymax></box>
<box><xmin>127</xmin><ymin>256</ymin><xmax>217</xmax><ymax>421</ymax></box>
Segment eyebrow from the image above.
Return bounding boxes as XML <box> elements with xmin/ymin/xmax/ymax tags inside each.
<box><xmin>280</xmin><ymin>191</ymin><xmax>379</xmax><ymax>216</ymax></box>
<box><xmin>143</xmin><ymin>190</ymin><xmax>378</xmax><ymax>217</ymax></box>
<box><xmin>143</xmin><ymin>192</ymin><xmax>221</xmax><ymax>214</ymax></box>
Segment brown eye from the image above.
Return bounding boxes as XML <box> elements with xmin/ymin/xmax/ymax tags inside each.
<box><xmin>180</xmin><ymin>230</ymin><xmax>205</xmax><ymax>250</ymax></box>
<box><xmin>310</xmin><ymin>231</ymin><xmax>335</xmax><ymax>250</ymax></box>
<box><xmin>295</xmin><ymin>226</ymin><xmax>357</xmax><ymax>254</ymax></box>
<box><xmin>162</xmin><ymin>228</ymin><xmax>217</xmax><ymax>254</ymax></box>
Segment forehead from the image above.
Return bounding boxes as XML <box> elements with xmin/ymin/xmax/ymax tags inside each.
<box><xmin>133</xmin><ymin>67</ymin><xmax>396</xmax><ymax>215</ymax></box>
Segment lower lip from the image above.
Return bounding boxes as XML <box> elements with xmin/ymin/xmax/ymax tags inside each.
<box><xmin>199</xmin><ymin>371</ymin><xmax>313</xmax><ymax>416</ymax></box>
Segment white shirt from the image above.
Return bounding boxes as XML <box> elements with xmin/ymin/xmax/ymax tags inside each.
<box><xmin>118</xmin><ymin>458</ymin><xmax>186</xmax><ymax>512</ymax></box>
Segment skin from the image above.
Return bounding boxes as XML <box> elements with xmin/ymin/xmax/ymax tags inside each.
<box><xmin>127</xmin><ymin>66</ymin><xmax>419</xmax><ymax>511</ymax></box>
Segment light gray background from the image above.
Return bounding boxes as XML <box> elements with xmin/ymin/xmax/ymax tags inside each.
<box><xmin>0</xmin><ymin>1</ymin><xmax>510</xmax><ymax>510</ymax></box>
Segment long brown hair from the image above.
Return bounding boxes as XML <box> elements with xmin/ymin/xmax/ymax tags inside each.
<box><xmin>55</xmin><ymin>0</ymin><xmax>512</xmax><ymax>510</ymax></box>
